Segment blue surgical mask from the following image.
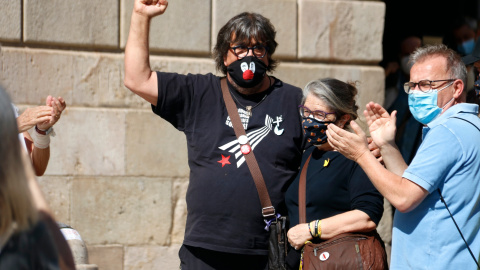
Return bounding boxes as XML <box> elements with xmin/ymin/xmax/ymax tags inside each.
<box><xmin>408</xmin><ymin>82</ymin><xmax>454</xmax><ymax>125</ymax></box>
<box><xmin>457</xmin><ymin>38</ymin><xmax>475</xmax><ymax>55</ymax></box>
<box><xmin>302</xmin><ymin>117</ymin><xmax>334</xmax><ymax>146</ymax></box>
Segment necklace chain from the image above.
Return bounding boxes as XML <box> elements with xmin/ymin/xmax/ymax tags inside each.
<box><xmin>228</xmin><ymin>77</ymin><xmax>272</xmax><ymax>118</ymax></box>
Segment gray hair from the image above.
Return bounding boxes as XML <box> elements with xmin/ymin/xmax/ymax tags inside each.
<box><xmin>410</xmin><ymin>44</ymin><xmax>467</xmax><ymax>86</ymax></box>
<box><xmin>302</xmin><ymin>78</ymin><xmax>359</xmax><ymax>123</ymax></box>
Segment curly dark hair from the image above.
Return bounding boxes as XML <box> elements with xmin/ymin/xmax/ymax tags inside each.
<box><xmin>213</xmin><ymin>12</ymin><xmax>278</xmax><ymax>75</ymax></box>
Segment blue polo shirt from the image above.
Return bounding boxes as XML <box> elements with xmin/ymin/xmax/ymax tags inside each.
<box><xmin>391</xmin><ymin>103</ymin><xmax>480</xmax><ymax>269</ymax></box>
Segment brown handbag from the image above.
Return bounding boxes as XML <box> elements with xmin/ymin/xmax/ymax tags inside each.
<box><xmin>299</xmin><ymin>154</ymin><xmax>388</xmax><ymax>270</ymax></box>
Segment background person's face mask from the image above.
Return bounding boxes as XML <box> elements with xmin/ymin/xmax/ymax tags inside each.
<box><xmin>227</xmin><ymin>56</ymin><xmax>267</xmax><ymax>88</ymax></box>
<box><xmin>408</xmin><ymin>82</ymin><xmax>454</xmax><ymax>125</ymax></box>
<box><xmin>457</xmin><ymin>38</ymin><xmax>475</xmax><ymax>55</ymax></box>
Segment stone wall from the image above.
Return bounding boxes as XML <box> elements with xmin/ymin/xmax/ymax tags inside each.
<box><xmin>0</xmin><ymin>0</ymin><xmax>387</xmax><ymax>269</ymax></box>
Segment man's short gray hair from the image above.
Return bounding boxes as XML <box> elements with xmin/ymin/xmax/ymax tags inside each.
<box><xmin>410</xmin><ymin>44</ymin><xmax>467</xmax><ymax>86</ymax></box>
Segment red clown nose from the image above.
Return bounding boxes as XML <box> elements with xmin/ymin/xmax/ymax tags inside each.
<box><xmin>243</xmin><ymin>70</ymin><xmax>254</xmax><ymax>80</ymax></box>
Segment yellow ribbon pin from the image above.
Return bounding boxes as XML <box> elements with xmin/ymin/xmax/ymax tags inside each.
<box><xmin>324</xmin><ymin>158</ymin><xmax>330</xmax><ymax>167</ymax></box>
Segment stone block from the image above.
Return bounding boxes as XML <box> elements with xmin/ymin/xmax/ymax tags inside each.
<box><xmin>125</xmin><ymin>110</ymin><xmax>189</xmax><ymax>177</ymax></box>
<box><xmin>0</xmin><ymin>0</ymin><xmax>21</xmax><ymax>41</ymax></box>
<box><xmin>124</xmin><ymin>244</ymin><xmax>181</xmax><ymax>270</ymax></box>
<box><xmin>44</xmin><ymin>107</ymin><xmax>126</xmax><ymax>176</ymax></box>
<box><xmin>0</xmin><ymin>47</ymin><xmax>218</xmax><ymax>108</ymax></box>
<box><xmin>171</xmin><ymin>178</ymin><xmax>189</xmax><ymax>244</ymax></box>
<box><xmin>121</xmin><ymin>0</ymin><xmax>212</xmax><ymax>55</ymax></box>
<box><xmin>0</xmin><ymin>47</ymin><xmax>147</xmax><ymax>108</ymax></box>
<box><xmin>36</xmin><ymin>176</ymin><xmax>72</xmax><ymax>224</ymax></box>
<box><xmin>0</xmin><ymin>47</ymin><xmax>75</xmax><ymax>105</ymax></box>
<box><xmin>71</xmin><ymin>177</ymin><xmax>172</xmax><ymax>246</ymax></box>
<box><xmin>88</xmin><ymin>245</ymin><xmax>124</xmax><ymax>270</ymax></box>
<box><xmin>213</xmin><ymin>0</ymin><xmax>297</xmax><ymax>59</ymax></box>
<box><xmin>72</xmin><ymin>51</ymin><xmax>147</xmax><ymax>108</ymax></box>
<box><xmin>150</xmin><ymin>55</ymin><xmax>218</xmax><ymax>76</ymax></box>
<box><xmin>298</xmin><ymin>0</ymin><xmax>385</xmax><ymax>63</ymax></box>
<box><xmin>24</xmin><ymin>0</ymin><xmax>119</xmax><ymax>48</ymax></box>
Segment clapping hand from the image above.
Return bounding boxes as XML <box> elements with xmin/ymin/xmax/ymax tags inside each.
<box><xmin>37</xmin><ymin>96</ymin><xmax>66</xmax><ymax>131</ymax></box>
<box><xmin>364</xmin><ymin>102</ymin><xmax>397</xmax><ymax>149</ymax></box>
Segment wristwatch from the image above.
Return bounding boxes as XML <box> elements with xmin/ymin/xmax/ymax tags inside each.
<box><xmin>35</xmin><ymin>125</ymin><xmax>53</xmax><ymax>135</ymax></box>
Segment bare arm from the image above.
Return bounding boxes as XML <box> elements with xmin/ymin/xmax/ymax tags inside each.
<box><xmin>288</xmin><ymin>210</ymin><xmax>376</xmax><ymax>249</ymax></box>
<box><xmin>24</xmin><ymin>131</ymin><xmax>50</xmax><ymax>176</ymax></box>
<box><xmin>21</xmin><ymin>96</ymin><xmax>66</xmax><ymax>176</ymax></box>
<box><xmin>22</xmin><ymin>151</ymin><xmax>51</xmax><ymax>213</ymax></box>
<box><xmin>326</xmin><ymin>121</ymin><xmax>428</xmax><ymax>213</ymax></box>
<box><xmin>124</xmin><ymin>0</ymin><xmax>168</xmax><ymax>105</ymax></box>
<box><xmin>363</xmin><ymin>102</ymin><xmax>408</xmax><ymax>175</ymax></box>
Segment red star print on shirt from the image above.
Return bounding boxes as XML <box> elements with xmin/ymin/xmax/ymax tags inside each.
<box><xmin>217</xmin><ymin>155</ymin><xmax>231</xmax><ymax>167</ymax></box>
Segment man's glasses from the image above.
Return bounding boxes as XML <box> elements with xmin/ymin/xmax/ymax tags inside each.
<box><xmin>403</xmin><ymin>79</ymin><xmax>456</xmax><ymax>94</ymax></box>
<box><xmin>230</xmin><ymin>45</ymin><xmax>268</xmax><ymax>59</ymax></box>
<box><xmin>299</xmin><ymin>105</ymin><xmax>336</xmax><ymax>121</ymax></box>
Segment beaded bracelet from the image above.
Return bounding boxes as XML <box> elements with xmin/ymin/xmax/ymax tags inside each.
<box><xmin>307</xmin><ymin>222</ymin><xmax>314</xmax><ymax>238</ymax></box>
<box><xmin>317</xmin><ymin>220</ymin><xmax>322</xmax><ymax>238</ymax></box>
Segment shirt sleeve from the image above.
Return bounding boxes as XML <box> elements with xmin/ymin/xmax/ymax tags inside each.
<box><xmin>151</xmin><ymin>71</ymin><xmax>195</xmax><ymax>131</ymax></box>
<box><xmin>349</xmin><ymin>163</ymin><xmax>384</xmax><ymax>225</ymax></box>
<box><xmin>403</xmin><ymin>125</ymin><xmax>461</xmax><ymax>193</ymax></box>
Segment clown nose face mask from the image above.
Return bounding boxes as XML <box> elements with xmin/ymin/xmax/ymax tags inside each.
<box><xmin>227</xmin><ymin>56</ymin><xmax>267</xmax><ymax>88</ymax></box>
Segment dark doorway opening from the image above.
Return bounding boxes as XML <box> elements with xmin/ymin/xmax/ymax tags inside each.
<box><xmin>381</xmin><ymin>0</ymin><xmax>480</xmax><ymax>64</ymax></box>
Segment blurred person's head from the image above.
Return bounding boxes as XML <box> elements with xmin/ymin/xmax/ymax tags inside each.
<box><xmin>0</xmin><ymin>86</ymin><xmax>38</xmax><ymax>237</ymax></box>
<box><xmin>400</xmin><ymin>36</ymin><xmax>422</xmax><ymax>76</ymax></box>
<box><xmin>444</xmin><ymin>17</ymin><xmax>477</xmax><ymax>55</ymax></box>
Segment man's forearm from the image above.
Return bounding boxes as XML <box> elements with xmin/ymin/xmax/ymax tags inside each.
<box><xmin>355</xmin><ymin>151</ymin><xmax>426</xmax><ymax>213</ymax></box>
<box><xmin>379</xmin><ymin>143</ymin><xmax>408</xmax><ymax>176</ymax></box>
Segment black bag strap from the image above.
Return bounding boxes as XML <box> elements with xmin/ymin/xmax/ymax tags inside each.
<box><xmin>436</xmin><ymin>189</ymin><xmax>480</xmax><ymax>267</ymax></box>
<box><xmin>219</xmin><ymin>78</ymin><xmax>275</xmax><ymax>218</ymax></box>
<box><xmin>438</xmin><ymin>115</ymin><xmax>480</xmax><ymax>267</ymax></box>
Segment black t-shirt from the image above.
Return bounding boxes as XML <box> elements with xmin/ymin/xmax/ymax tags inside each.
<box><xmin>285</xmin><ymin>146</ymin><xmax>384</xmax><ymax>228</ymax></box>
<box><xmin>153</xmin><ymin>72</ymin><xmax>304</xmax><ymax>255</ymax></box>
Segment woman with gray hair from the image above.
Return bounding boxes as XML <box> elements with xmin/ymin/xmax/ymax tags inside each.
<box><xmin>284</xmin><ymin>78</ymin><xmax>386</xmax><ymax>269</ymax></box>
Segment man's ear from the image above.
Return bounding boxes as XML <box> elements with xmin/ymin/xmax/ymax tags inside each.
<box><xmin>453</xmin><ymin>79</ymin><xmax>465</xmax><ymax>99</ymax></box>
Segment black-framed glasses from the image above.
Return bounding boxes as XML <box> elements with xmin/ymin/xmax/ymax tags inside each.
<box><xmin>299</xmin><ymin>105</ymin><xmax>336</xmax><ymax>121</ymax></box>
<box><xmin>403</xmin><ymin>79</ymin><xmax>456</xmax><ymax>94</ymax></box>
<box><xmin>230</xmin><ymin>45</ymin><xmax>268</xmax><ymax>59</ymax></box>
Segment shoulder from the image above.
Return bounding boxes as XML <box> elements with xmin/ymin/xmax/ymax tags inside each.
<box><xmin>272</xmin><ymin>77</ymin><xmax>302</xmax><ymax>93</ymax></box>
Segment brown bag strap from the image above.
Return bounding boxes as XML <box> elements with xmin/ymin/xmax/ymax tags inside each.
<box><xmin>220</xmin><ymin>78</ymin><xmax>275</xmax><ymax>217</ymax></box>
<box><xmin>298</xmin><ymin>153</ymin><xmax>313</xmax><ymax>224</ymax></box>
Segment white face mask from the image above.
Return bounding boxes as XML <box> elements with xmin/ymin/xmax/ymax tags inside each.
<box><xmin>401</xmin><ymin>56</ymin><xmax>413</xmax><ymax>75</ymax></box>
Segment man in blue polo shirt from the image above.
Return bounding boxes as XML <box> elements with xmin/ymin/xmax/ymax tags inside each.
<box><xmin>326</xmin><ymin>44</ymin><xmax>480</xmax><ymax>269</ymax></box>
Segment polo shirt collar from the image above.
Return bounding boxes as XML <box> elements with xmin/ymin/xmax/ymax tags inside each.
<box><xmin>427</xmin><ymin>103</ymin><xmax>479</xmax><ymax>129</ymax></box>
